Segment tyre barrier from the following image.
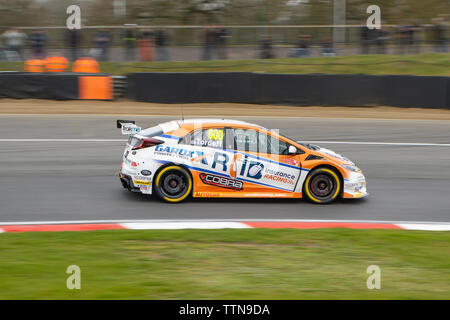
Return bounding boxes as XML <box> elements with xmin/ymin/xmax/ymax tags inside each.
<box><xmin>128</xmin><ymin>73</ymin><xmax>450</xmax><ymax>109</ymax></box>
<box><xmin>0</xmin><ymin>72</ymin><xmax>448</xmax><ymax>108</ymax></box>
<box><xmin>0</xmin><ymin>73</ymin><xmax>113</xmax><ymax>100</ymax></box>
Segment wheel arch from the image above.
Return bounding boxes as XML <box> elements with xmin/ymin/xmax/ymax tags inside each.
<box><xmin>152</xmin><ymin>162</ymin><xmax>194</xmax><ymax>192</ymax></box>
<box><xmin>303</xmin><ymin>163</ymin><xmax>344</xmax><ymax>198</ymax></box>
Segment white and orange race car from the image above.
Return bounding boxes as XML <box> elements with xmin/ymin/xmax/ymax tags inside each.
<box><xmin>118</xmin><ymin>119</ymin><xmax>367</xmax><ymax>204</ymax></box>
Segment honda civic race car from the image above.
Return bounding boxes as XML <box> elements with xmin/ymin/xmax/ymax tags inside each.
<box><xmin>118</xmin><ymin>119</ymin><xmax>367</xmax><ymax>204</ymax></box>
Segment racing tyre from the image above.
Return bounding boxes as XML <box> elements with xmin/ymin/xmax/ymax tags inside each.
<box><xmin>303</xmin><ymin>167</ymin><xmax>341</xmax><ymax>204</ymax></box>
<box><xmin>154</xmin><ymin>165</ymin><xmax>192</xmax><ymax>203</ymax></box>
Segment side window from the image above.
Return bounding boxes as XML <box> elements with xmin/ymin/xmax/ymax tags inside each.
<box><xmin>181</xmin><ymin>128</ymin><xmax>224</xmax><ymax>149</ymax></box>
<box><xmin>233</xmin><ymin>128</ymin><xmax>258</xmax><ymax>152</ymax></box>
<box><xmin>231</xmin><ymin>128</ymin><xmax>289</xmax><ymax>155</ymax></box>
<box><xmin>268</xmin><ymin>135</ymin><xmax>290</xmax><ymax>155</ymax></box>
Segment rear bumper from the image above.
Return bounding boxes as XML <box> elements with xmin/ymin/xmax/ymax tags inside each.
<box><xmin>119</xmin><ymin>173</ymin><xmax>140</xmax><ymax>192</ymax></box>
<box><xmin>120</xmin><ymin>160</ymin><xmax>154</xmax><ymax>194</ymax></box>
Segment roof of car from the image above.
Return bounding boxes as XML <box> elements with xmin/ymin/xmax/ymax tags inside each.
<box><xmin>176</xmin><ymin>118</ymin><xmax>264</xmax><ymax>129</ymax></box>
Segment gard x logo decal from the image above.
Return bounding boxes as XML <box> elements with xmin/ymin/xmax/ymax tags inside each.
<box><xmin>155</xmin><ymin>145</ymin><xmax>204</xmax><ymax>159</ymax></box>
<box><xmin>199</xmin><ymin>173</ymin><xmax>243</xmax><ymax>191</ymax></box>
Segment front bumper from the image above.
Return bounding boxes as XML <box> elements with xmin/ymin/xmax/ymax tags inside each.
<box><xmin>343</xmin><ymin>171</ymin><xmax>368</xmax><ymax>199</ymax></box>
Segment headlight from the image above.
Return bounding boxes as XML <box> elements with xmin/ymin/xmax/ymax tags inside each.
<box><xmin>341</xmin><ymin>164</ymin><xmax>361</xmax><ymax>172</ymax></box>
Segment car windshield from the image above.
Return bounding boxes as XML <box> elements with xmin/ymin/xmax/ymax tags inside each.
<box><xmin>267</xmin><ymin>129</ymin><xmax>297</xmax><ymax>145</ymax></box>
<box><xmin>275</xmin><ymin>130</ymin><xmax>321</xmax><ymax>150</ymax></box>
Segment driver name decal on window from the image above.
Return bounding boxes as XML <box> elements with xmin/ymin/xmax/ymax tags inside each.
<box><xmin>189</xmin><ymin>128</ymin><xmax>224</xmax><ymax>148</ymax></box>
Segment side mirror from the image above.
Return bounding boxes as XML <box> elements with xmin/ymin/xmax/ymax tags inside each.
<box><xmin>288</xmin><ymin>145</ymin><xmax>297</xmax><ymax>154</ymax></box>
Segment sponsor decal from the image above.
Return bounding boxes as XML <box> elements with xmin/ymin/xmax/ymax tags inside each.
<box><xmin>264</xmin><ymin>169</ymin><xmax>296</xmax><ymax>180</ymax></box>
<box><xmin>199</xmin><ymin>173</ymin><xmax>243</xmax><ymax>191</ymax></box>
<box><xmin>247</xmin><ymin>162</ymin><xmax>264</xmax><ymax>179</ymax></box>
<box><xmin>134</xmin><ymin>175</ymin><xmax>151</xmax><ymax>186</ymax></box>
<box><xmin>263</xmin><ymin>174</ymin><xmax>294</xmax><ymax>185</ymax></box>
<box><xmin>155</xmin><ymin>145</ymin><xmax>224</xmax><ymax>167</ymax></box>
<box><xmin>211</xmin><ymin>152</ymin><xmax>229</xmax><ymax>172</ymax></box>
<box><xmin>262</xmin><ymin>168</ymin><xmax>296</xmax><ymax>185</ymax></box>
<box><xmin>134</xmin><ymin>180</ymin><xmax>150</xmax><ymax>186</ymax></box>
<box><xmin>194</xmin><ymin>192</ymin><xmax>221</xmax><ymax>197</ymax></box>
<box><xmin>140</xmin><ymin>170</ymin><xmax>152</xmax><ymax>176</ymax></box>
<box><xmin>121</xmin><ymin>123</ymin><xmax>141</xmax><ymax>135</ymax></box>
<box><xmin>134</xmin><ymin>175</ymin><xmax>150</xmax><ymax>180</ymax></box>
<box><xmin>238</xmin><ymin>156</ymin><xmax>264</xmax><ymax>179</ymax></box>
<box><xmin>192</xmin><ymin>138</ymin><xmax>222</xmax><ymax>148</ymax></box>
<box><xmin>155</xmin><ymin>145</ymin><xmax>203</xmax><ymax>160</ymax></box>
<box><xmin>283</xmin><ymin>158</ymin><xmax>299</xmax><ymax>166</ymax></box>
<box><xmin>243</xmin><ymin>193</ymin><xmax>290</xmax><ymax>198</ymax></box>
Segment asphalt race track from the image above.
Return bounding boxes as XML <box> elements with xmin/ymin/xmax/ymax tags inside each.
<box><xmin>0</xmin><ymin>115</ymin><xmax>449</xmax><ymax>223</ymax></box>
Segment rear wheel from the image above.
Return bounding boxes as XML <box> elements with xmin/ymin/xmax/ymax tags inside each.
<box><xmin>303</xmin><ymin>168</ymin><xmax>341</xmax><ymax>204</ymax></box>
<box><xmin>154</xmin><ymin>166</ymin><xmax>192</xmax><ymax>203</ymax></box>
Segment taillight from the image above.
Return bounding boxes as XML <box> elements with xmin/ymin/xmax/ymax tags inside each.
<box><xmin>132</xmin><ymin>138</ymin><xmax>163</xmax><ymax>150</ymax></box>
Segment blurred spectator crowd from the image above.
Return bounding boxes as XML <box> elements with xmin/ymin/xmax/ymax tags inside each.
<box><xmin>358</xmin><ymin>18</ymin><xmax>448</xmax><ymax>55</ymax></box>
<box><xmin>0</xmin><ymin>19</ymin><xmax>447</xmax><ymax>63</ymax></box>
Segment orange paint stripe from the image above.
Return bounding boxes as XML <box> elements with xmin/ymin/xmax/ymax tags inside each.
<box><xmin>243</xmin><ymin>222</ymin><xmax>402</xmax><ymax>230</ymax></box>
<box><xmin>1</xmin><ymin>223</ymin><xmax>125</xmax><ymax>233</ymax></box>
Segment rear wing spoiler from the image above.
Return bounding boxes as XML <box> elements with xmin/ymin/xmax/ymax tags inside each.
<box><xmin>116</xmin><ymin>120</ymin><xmax>141</xmax><ymax>135</ymax></box>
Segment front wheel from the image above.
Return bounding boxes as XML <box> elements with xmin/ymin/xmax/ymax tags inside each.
<box><xmin>154</xmin><ymin>165</ymin><xmax>192</xmax><ymax>203</ymax></box>
<box><xmin>303</xmin><ymin>168</ymin><xmax>341</xmax><ymax>204</ymax></box>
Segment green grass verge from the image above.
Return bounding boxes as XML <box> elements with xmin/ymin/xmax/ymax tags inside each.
<box><xmin>0</xmin><ymin>228</ymin><xmax>449</xmax><ymax>299</ymax></box>
<box><xmin>1</xmin><ymin>53</ymin><xmax>449</xmax><ymax>76</ymax></box>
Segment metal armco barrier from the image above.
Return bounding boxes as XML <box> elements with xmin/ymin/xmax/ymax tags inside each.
<box><xmin>112</xmin><ymin>76</ymin><xmax>128</xmax><ymax>98</ymax></box>
<box><xmin>127</xmin><ymin>73</ymin><xmax>450</xmax><ymax>109</ymax></box>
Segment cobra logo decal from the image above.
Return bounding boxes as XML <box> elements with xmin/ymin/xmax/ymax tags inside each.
<box><xmin>199</xmin><ymin>173</ymin><xmax>243</xmax><ymax>191</ymax></box>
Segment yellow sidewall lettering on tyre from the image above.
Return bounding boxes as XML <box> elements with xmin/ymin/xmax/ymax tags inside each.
<box><xmin>304</xmin><ymin>168</ymin><xmax>341</xmax><ymax>204</ymax></box>
<box><xmin>155</xmin><ymin>166</ymin><xmax>192</xmax><ymax>203</ymax></box>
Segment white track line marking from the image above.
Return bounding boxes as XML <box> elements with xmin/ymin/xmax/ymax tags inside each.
<box><xmin>397</xmin><ymin>224</ymin><xmax>450</xmax><ymax>231</ymax></box>
<box><xmin>121</xmin><ymin>222</ymin><xmax>250</xmax><ymax>230</ymax></box>
<box><xmin>0</xmin><ymin>139</ymin><xmax>449</xmax><ymax>146</ymax></box>
<box><xmin>1</xmin><ymin>219</ymin><xmax>449</xmax><ymax>226</ymax></box>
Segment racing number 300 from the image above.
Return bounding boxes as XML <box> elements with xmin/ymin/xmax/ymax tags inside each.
<box><xmin>208</xmin><ymin>129</ymin><xmax>223</xmax><ymax>141</ymax></box>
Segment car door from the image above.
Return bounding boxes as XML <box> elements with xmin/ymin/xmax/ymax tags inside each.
<box><xmin>229</xmin><ymin>127</ymin><xmax>302</xmax><ymax>194</ymax></box>
<box><xmin>180</xmin><ymin>126</ymin><xmax>239</xmax><ymax>193</ymax></box>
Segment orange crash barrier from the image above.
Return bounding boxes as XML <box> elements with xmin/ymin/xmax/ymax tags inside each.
<box><xmin>24</xmin><ymin>59</ymin><xmax>45</xmax><ymax>72</ymax></box>
<box><xmin>44</xmin><ymin>56</ymin><xmax>69</xmax><ymax>72</ymax></box>
<box><xmin>78</xmin><ymin>76</ymin><xmax>113</xmax><ymax>100</ymax></box>
<box><xmin>72</xmin><ymin>57</ymin><xmax>100</xmax><ymax>73</ymax></box>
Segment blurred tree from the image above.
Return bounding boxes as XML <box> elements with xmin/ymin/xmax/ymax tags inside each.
<box><xmin>346</xmin><ymin>0</ymin><xmax>450</xmax><ymax>25</ymax></box>
<box><xmin>0</xmin><ymin>0</ymin><xmax>448</xmax><ymax>27</ymax></box>
<box><xmin>0</xmin><ymin>0</ymin><xmax>49</xmax><ymax>26</ymax></box>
